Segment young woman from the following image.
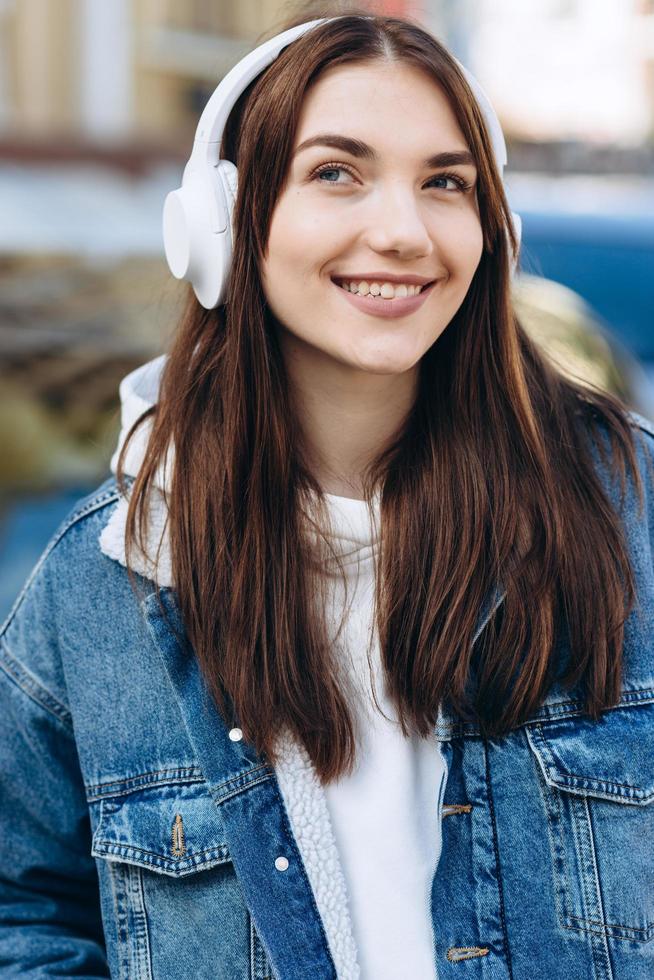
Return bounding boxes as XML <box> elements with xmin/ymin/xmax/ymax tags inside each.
<box><xmin>1</xmin><ymin>11</ymin><xmax>653</xmax><ymax>980</ymax></box>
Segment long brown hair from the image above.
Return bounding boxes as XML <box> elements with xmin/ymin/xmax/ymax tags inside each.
<box><xmin>117</xmin><ymin>10</ymin><xmax>645</xmax><ymax>784</ymax></box>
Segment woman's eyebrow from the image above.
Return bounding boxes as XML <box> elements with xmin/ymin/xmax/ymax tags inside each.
<box><xmin>294</xmin><ymin>133</ymin><xmax>477</xmax><ymax>170</ymax></box>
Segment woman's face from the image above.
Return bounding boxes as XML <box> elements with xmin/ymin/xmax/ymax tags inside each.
<box><xmin>261</xmin><ymin>59</ymin><xmax>484</xmax><ymax>378</ymax></box>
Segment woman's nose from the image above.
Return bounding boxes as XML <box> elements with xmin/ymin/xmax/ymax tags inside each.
<box><xmin>363</xmin><ymin>183</ymin><xmax>434</xmax><ymax>259</ymax></box>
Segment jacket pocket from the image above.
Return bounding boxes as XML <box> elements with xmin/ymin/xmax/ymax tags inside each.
<box><xmin>526</xmin><ymin>700</ymin><xmax>654</xmax><ymax>945</ymax></box>
<box><xmin>90</xmin><ymin>781</ymin><xmax>276</xmax><ymax>980</ymax></box>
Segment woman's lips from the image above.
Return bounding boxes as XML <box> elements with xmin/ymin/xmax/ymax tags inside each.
<box><xmin>332</xmin><ymin>279</ymin><xmax>437</xmax><ymax>319</ymax></box>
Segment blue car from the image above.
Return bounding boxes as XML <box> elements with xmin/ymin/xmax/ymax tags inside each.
<box><xmin>517</xmin><ymin>200</ymin><xmax>654</xmax><ymax>364</ymax></box>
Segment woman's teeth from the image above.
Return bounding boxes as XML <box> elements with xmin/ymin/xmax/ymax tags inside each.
<box><xmin>337</xmin><ymin>279</ymin><xmax>425</xmax><ymax>299</ymax></box>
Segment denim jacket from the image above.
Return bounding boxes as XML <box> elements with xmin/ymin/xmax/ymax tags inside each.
<box><xmin>1</xmin><ymin>405</ymin><xmax>653</xmax><ymax>980</ymax></box>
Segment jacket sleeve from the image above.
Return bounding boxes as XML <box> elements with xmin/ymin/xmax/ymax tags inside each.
<box><xmin>0</xmin><ymin>572</ymin><xmax>109</xmax><ymax>975</ymax></box>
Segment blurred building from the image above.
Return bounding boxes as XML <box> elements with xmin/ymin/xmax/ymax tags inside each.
<box><xmin>0</xmin><ymin>1</ymin><xmax>427</xmax><ymax>151</ymax></box>
<box><xmin>466</xmin><ymin>0</ymin><xmax>654</xmax><ymax>146</ymax></box>
<box><xmin>1</xmin><ymin>0</ymin><xmax>273</xmax><ymax>146</ymax></box>
<box><xmin>2</xmin><ymin>1</ymin><xmax>652</xmax><ymax>150</ymax></box>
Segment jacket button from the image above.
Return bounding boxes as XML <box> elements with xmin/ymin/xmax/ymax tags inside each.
<box><xmin>228</xmin><ymin>727</ymin><xmax>243</xmax><ymax>741</ymax></box>
<box><xmin>275</xmin><ymin>856</ymin><xmax>289</xmax><ymax>872</ymax></box>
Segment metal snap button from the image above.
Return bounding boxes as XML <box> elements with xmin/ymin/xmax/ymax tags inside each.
<box><xmin>228</xmin><ymin>727</ymin><xmax>243</xmax><ymax>741</ymax></box>
<box><xmin>274</xmin><ymin>856</ymin><xmax>289</xmax><ymax>872</ymax></box>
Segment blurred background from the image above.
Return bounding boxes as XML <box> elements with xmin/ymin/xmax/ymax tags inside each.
<box><xmin>1</xmin><ymin>0</ymin><xmax>653</xmax><ymax>618</ymax></box>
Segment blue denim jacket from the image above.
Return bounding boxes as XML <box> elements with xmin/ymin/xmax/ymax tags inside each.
<box><xmin>1</xmin><ymin>411</ymin><xmax>653</xmax><ymax>980</ymax></box>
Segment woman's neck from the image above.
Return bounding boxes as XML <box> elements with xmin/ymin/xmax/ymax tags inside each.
<box><xmin>282</xmin><ymin>334</ymin><xmax>419</xmax><ymax>498</ymax></box>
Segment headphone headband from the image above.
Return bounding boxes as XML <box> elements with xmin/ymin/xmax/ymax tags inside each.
<box><xmin>192</xmin><ymin>19</ymin><xmax>330</xmax><ymax>163</ymax></box>
<box><xmin>163</xmin><ymin>15</ymin><xmax>520</xmax><ymax>308</ymax></box>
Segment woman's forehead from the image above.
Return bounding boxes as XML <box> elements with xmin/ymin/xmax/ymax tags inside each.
<box><xmin>293</xmin><ymin>61</ymin><xmax>472</xmax><ymax>160</ymax></box>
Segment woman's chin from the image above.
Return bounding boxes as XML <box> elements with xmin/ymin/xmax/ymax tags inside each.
<box><xmin>337</xmin><ymin>344</ymin><xmax>426</xmax><ymax>377</ymax></box>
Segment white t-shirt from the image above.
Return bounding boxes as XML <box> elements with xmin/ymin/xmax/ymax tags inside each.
<box><xmin>308</xmin><ymin>491</ymin><xmax>446</xmax><ymax>980</ymax></box>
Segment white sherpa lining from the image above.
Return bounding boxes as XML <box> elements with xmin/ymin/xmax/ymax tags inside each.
<box><xmin>99</xmin><ymin>356</ymin><xmax>360</xmax><ymax>979</ymax></box>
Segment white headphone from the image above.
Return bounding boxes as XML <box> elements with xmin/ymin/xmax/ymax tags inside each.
<box><xmin>162</xmin><ymin>17</ymin><xmax>522</xmax><ymax>310</ymax></box>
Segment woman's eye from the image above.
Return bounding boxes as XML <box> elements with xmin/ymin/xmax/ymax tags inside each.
<box><xmin>313</xmin><ymin>164</ymin><xmax>355</xmax><ymax>184</ymax></box>
<box><xmin>427</xmin><ymin>173</ymin><xmax>469</xmax><ymax>192</ymax></box>
<box><xmin>318</xmin><ymin>169</ymin><xmax>342</xmax><ymax>182</ymax></box>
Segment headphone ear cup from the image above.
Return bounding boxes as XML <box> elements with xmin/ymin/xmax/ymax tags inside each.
<box><xmin>162</xmin><ymin>161</ymin><xmax>239</xmax><ymax>309</ymax></box>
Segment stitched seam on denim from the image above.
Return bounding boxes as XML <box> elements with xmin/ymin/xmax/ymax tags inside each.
<box><xmin>543</xmin><ymin>776</ymin><xmax>650</xmax><ymax>802</ymax></box>
<box><xmin>249</xmin><ymin>910</ymin><xmax>255</xmax><ymax>980</ymax></box>
<box><xmin>566</xmin><ymin>914</ymin><xmax>654</xmax><ymax>940</ymax></box>
<box><xmin>568</xmin><ymin>911</ymin><xmax>654</xmax><ymax>934</ymax></box>
<box><xmin>534</xmin><ymin>751</ymin><xmax>569</xmax><ymax>930</ymax></box>
<box><xmin>483</xmin><ymin>738</ymin><xmax>514</xmax><ymax>980</ymax></box>
<box><xmin>109</xmin><ymin>859</ymin><xmax>130</xmax><ymax>980</ymax></box>
<box><xmin>250</xmin><ymin>912</ymin><xmax>275</xmax><ymax>980</ymax></box>
<box><xmin>121</xmin><ymin>864</ymin><xmax>137</xmax><ymax>979</ymax></box>
<box><xmin>86</xmin><ymin>766</ymin><xmax>206</xmax><ymax>800</ymax></box>
<box><xmin>129</xmin><ymin>865</ymin><xmax>153</xmax><ymax>980</ymax></box>
<box><xmin>571</xmin><ymin>793</ymin><xmax>603</xmax><ymax>964</ymax></box>
<box><xmin>582</xmin><ymin>795</ymin><xmax>615</xmax><ymax>980</ymax></box>
<box><xmin>210</xmin><ymin>767</ymin><xmax>275</xmax><ymax>804</ymax></box>
<box><xmin>436</xmin><ymin>689</ymin><xmax>654</xmax><ymax>739</ymax></box>
<box><xmin>533</xmin><ymin>690</ymin><xmax>654</xmax><ymax>715</ymax></box>
<box><xmin>562</xmin><ymin>915</ymin><xmax>654</xmax><ymax>943</ymax></box>
<box><xmin>0</xmin><ymin>638</ymin><xmax>74</xmax><ymax>730</ymax></box>
<box><xmin>93</xmin><ymin>841</ymin><xmax>230</xmax><ymax>866</ymax></box>
<box><xmin>530</xmin><ymin>720</ymin><xmax>653</xmax><ymax>802</ymax></box>
<box><xmin>0</xmin><ymin>482</ymin><xmax>120</xmax><ymax>638</ymax></box>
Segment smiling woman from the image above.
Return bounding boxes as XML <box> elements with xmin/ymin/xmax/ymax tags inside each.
<box><xmin>1</xmin><ymin>7</ymin><xmax>653</xmax><ymax>980</ymax></box>
<box><xmin>263</xmin><ymin>60</ymin><xmax>483</xmax><ymax>399</ymax></box>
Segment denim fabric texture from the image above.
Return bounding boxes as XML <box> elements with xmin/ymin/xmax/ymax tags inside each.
<box><xmin>1</xmin><ymin>411</ymin><xmax>653</xmax><ymax>980</ymax></box>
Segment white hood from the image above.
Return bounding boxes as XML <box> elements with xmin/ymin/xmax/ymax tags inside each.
<box><xmin>99</xmin><ymin>355</ymin><xmax>361</xmax><ymax>980</ymax></box>
<box><xmin>99</xmin><ymin>355</ymin><xmax>174</xmax><ymax>585</ymax></box>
